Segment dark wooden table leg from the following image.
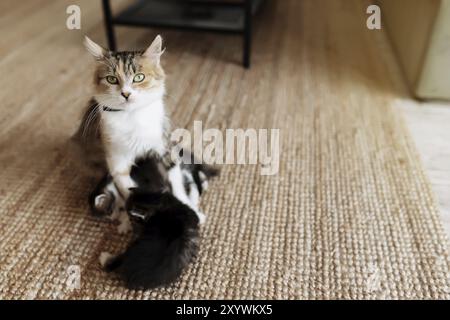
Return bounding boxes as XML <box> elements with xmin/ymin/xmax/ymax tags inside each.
<box><xmin>243</xmin><ymin>0</ymin><xmax>252</xmax><ymax>68</ymax></box>
<box><xmin>102</xmin><ymin>0</ymin><xmax>116</xmax><ymax>51</ymax></box>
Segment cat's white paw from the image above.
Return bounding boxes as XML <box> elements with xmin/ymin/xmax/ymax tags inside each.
<box><xmin>199</xmin><ymin>171</ymin><xmax>209</xmax><ymax>191</ymax></box>
<box><xmin>109</xmin><ymin>206</ymin><xmax>124</xmax><ymax>221</ymax></box>
<box><xmin>117</xmin><ymin>218</ymin><xmax>132</xmax><ymax>234</ymax></box>
<box><xmin>196</xmin><ymin>211</ymin><xmax>206</xmax><ymax>225</ymax></box>
<box><xmin>99</xmin><ymin>251</ymin><xmax>113</xmax><ymax>267</ymax></box>
<box><xmin>94</xmin><ymin>193</ymin><xmax>113</xmax><ymax>214</ymax></box>
<box><xmin>116</xmin><ymin>211</ymin><xmax>132</xmax><ymax>234</ymax></box>
<box><xmin>109</xmin><ymin>210</ymin><xmax>120</xmax><ymax>221</ymax></box>
<box><xmin>94</xmin><ymin>194</ymin><xmax>107</xmax><ymax>208</ymax></box>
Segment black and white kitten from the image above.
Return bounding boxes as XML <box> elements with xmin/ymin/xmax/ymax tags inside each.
<box><xmin>89</xmin><ymin>148</ymin><xmax>218</xmax><ymax>233</ymax></box>
<box><xmin>99</xmin><ymin>155</ymin><xmax>200</xmax><ymax>289</ymax></box>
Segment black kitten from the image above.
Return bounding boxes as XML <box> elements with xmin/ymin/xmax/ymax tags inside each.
<box><xmin>100</xmin><ymin>156</ymin><xmax>200</xmax><ymax>290</ymax></box>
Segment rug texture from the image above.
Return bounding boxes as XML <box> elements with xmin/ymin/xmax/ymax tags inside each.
<box><xmin>0</xmin><ymin>0</ymin><xmax>449</xmax><ymax>299</ymax></box>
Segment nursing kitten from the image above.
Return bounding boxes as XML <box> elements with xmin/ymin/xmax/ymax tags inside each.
<box><xmin>72</xmin><ymin>35</ymin><xmax>217</xmax><ymax>230</ymax></box>
<box><xmin>100</xmin><ymin>155</ymin><xmax>200</xmax><ymax>289</ymax></box>
<box><xmin>89</xmin><ymin>149</ymin><xmax>218</xmax><ymax>221</ymax></box>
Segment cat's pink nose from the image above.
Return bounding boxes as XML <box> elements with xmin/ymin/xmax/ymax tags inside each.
<box><xmin>121</xmin><ymin>91</ymin><xmax>131</xmax><ymax>100</ymax></box>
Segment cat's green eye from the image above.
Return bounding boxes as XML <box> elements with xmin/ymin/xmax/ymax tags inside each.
<box><xmin>106</xmin><ymin>76</ymin><xmax>118</xmax><ymax>85</ymax></box>
<box><xmin>133</xmin><ymin>73</ymin><xmax>145</xmax><ymax>83</ymax></box>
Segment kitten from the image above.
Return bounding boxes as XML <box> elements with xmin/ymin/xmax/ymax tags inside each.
<box><xmin>88</xmin><ymin>149</ymin><xmax>219</xmax><ymax>228</ymax></box>
<box><xmin>100</xmin><ymin>155</ymin><xmax>200</xmax><ymax>289</ymax></box>
<box><xmin>72</xmin><ymin>35</ymin><xmax>217</xmax><ymax>231</ymax></box>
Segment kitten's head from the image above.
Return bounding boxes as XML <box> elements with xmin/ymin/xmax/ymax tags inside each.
<box><xmin>84</xmin><ymin>35</ymin><xmax>165</xmax><ymax>111</ymax></box>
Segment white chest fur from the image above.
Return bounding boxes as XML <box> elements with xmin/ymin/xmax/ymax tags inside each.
<box><xmin>100</xmin><ymin>100</ymin><xmax>166</xmax><ymax>176</ymax></box>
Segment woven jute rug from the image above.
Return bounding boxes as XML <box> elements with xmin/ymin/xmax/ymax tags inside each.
<box><xmin>0</xmin><ymin>0</ymin><xmax>449</xmax><ymax>299</ymax></box>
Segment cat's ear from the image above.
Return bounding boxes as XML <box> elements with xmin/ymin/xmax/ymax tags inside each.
<box><xmin>84</xmin><ymin>36</ymin><xmax>107</xmax><ymax>60</ymax></box>
<box><xmin>143</xmin><ymin>35</ymin><xmax>165</xmax><ymax>65</ymax></box>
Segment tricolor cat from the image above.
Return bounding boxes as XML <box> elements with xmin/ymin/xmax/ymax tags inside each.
<box><xmin>72</xmin><ymin>35</ymin><xmax>218</xmax><ymax>232</ymax></box>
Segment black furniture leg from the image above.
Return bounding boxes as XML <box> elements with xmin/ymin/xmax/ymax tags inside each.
<box><xmin>102</xmin><ymin>0</ymin><xmax>116</xmax><ymax>51</ymax></box>
<box><xmin>243</xmin><ymin>0</ymin><xmax>252</xmax><ymax>68</ymax></box>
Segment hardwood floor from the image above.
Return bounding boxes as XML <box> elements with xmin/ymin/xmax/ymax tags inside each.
<box><xmin>399</xmin><ymin>100</ymin><xmax>450</xmax><ymax>239</ymax></box>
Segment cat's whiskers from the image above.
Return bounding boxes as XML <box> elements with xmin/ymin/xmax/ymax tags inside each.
<box><xmin>82</xmin><ymin>104</ymin><xmax>100</xmax><ymax>139</ymax></box>
<box><xmin>90</xmin><ymin>107</ymin><xmax>102</xmax><ymax>138</ymax></box>
<box><xmin>94</xmin><ymin>94</ymin><xmax>124</xmax><ymax>111</ymax></box>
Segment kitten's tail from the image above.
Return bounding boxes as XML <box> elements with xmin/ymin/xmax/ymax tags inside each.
<box><xmin>179</xmin><ymin>148</ymin><xmax>221</xmax><ymax>179</ymax></box>
<box><xmin>193</xmin><ymin>164</ymin><xmax>220</xmax><ymax>195</ymax></box>
<box><xmin>179</xmin><ymin>148</ymin><xmax>220</xmax><ymax>195</ymax></box>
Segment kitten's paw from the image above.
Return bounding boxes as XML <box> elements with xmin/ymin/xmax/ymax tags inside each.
<box><xmin>99</xmin><ymin>251</ymin><xmax>113</xmax><ymax>268</ymax></box>
<box><xmin>92</xmin><ymin>193</ymin><xmax>114</xmax><ymax>216</ymax></box>
<box><xmin>117</xmin><ymin>215</ymin><xmax>132</xmax><ymax>234</ymax></box>
<box><xmin>196</xmin><ymin>211</ymin><xmax>206</xmax><ymax>225</ymax></box>
<box><xmin>109</xmin><ymin>206</ymin><xmax>125</xmax><ymax>221</ymax></box>
<box><xmin>94</xmin><ymin>194</ymin><xmax>109</xmax><ymax>209</ymax></box>
<box><xmin>199</xmin><ymin>171</ymin><xmax>209</xmax><ymax>191</ymax></box>
<box><xmin>117</xmin><ymin>221</ymin><xmax>132</xmax><ymax>234</ymax></box>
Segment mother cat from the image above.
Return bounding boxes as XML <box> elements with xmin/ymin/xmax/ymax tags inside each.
<box><xmin>71</xmin><ymin>35</ymin><xmax>216</xmax><ymax>232</ymax></box>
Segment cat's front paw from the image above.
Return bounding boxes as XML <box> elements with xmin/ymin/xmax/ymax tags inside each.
<box><xmin>92</xmin><ymin>193</ymin><xmax>114</xmax><ymax>217</ymax></box>
<box><xmin>117</xmin><ymin>220</ymin><xmax>132</xmax><ymax>234</ymax></box>
<box><xmin>117</xmin><ymin>212</ymin><xmax>132</xmax><ymax>234</ymax></box>
<box><xmin>199</xmin><ymin>171</ymin><xmax>209</xmax><ymax>191</ymax></box>
<box><xmin>99</xmin><ymin>251</ymin><xmax>113</xmax><ymax>268</ymax></box>
<box><xmin>196</xmin><ymin>210</ymin><xmax>206</xmax><ymax>225</ymax></box>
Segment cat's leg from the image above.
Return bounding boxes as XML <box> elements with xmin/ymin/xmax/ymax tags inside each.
<box><xmin>107</xmin><ymin>153</ymin><xmax>136</xmax><ymax>200</ymax></box>
<box><xmin>104</xmin><ymin>187</ymin><xmax>132</xmax><ymax>234</ymax></box>
<box><xmin>89</xmin><ymin>175</ymin><xmax>117</xmax><ymax>217</ymax></box>
<box><xmin>179</xmin><ymin>148</ymin><xmax>219</xmax><ymax>194</ymax></box>
<box><xmin>108</xmin><ymin>186</ymin><xmax>124</xmax><ymax>221</ymax></box>
<box><xmin>90</xmin><ymin>174</ymin><xmax>132</xmax><ymax>234</ymax></box>
<box><xmin>99</xmin><ymin>251</ymin><xmax>115</xmax><ymax>268</ymax></box>
<box><xmin>188</xmin><ymin>184</ymin><xmax>200</xmax><ymax>208</ymax></box>
<box><xmin>113</xmin><ymin>173</ymin><xmax>135</xmax><ymax>199</ymax></box>
<box><xmin>111</xmin><ymin>172</ymin><xmax>134</xmax><ymax>235</ymax></box>
<box><xmin>116</xmin><ymin>210</ymin><xmax>132</xmax><ymax>234</ymax></box>
<box><xmin>168</xmin><ymin>164</ymin><xmax>206</xmax><ymax>224</ymax></box>
<box><xmin>182</xmin><ymin>170</ymin><xmax>200</xmax><ymax>207</ymax></box>
<box><xmin>196</xmin><ymin>164</ymin><xmax>220</xmax><ymax>192</ymax></box>
<box><xmin>99</xmin><ymin>251</ymin><xmax>124</xmax><ymax>271</ymax></box>
<box><xmin>91</xmin><ymin>179</ymin><xmax>131</xmax><ymax>235</ymax></box>
<box><xmin>105</xmin><ymin>154</ymin><xmax>136</xmax><ymax>234</ymax></box>
<box><xmin>198</xmin><ymin>171</ymin><xmax>209</xmax><ymax>192</ymax></box>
